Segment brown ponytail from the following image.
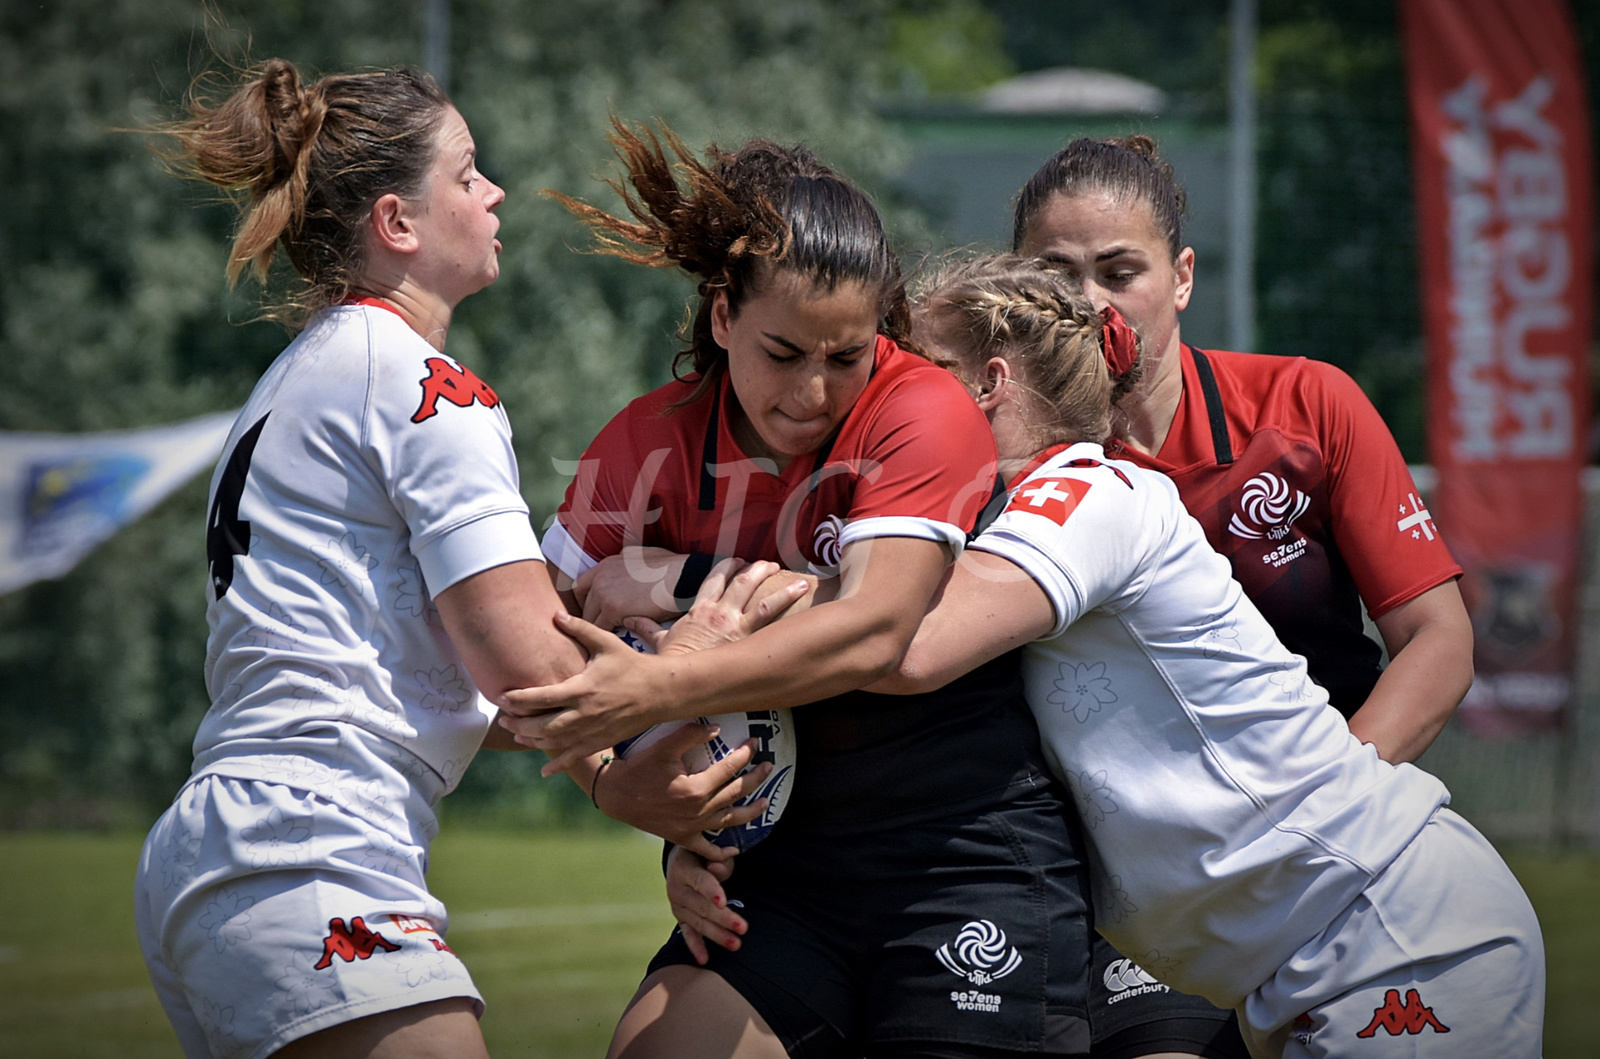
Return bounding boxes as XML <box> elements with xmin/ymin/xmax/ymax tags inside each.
<box><xmin>155</xmin><ymin>59</ymin><xmax>450</xmax><ymax>325</ymax></box>
<box><xmin>915</xmin><ymin>254</ymin><xmax>1144</xmax><ymax>448</ymax></box>
<box><xmin>547</xmin><ymin>119</ymin><xmax>915</xmax><ymax>406</ymax></box>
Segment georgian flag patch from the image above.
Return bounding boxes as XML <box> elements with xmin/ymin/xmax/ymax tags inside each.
<box><xmin>1005</xmin><ymin>477</ymin><xmax>1092</xmax><ymax>526</ymax></box>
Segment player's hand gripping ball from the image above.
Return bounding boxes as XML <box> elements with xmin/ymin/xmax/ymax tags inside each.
<box><xmin>611</xmin><ymin>627</ymin><xmax>795</xmax><ymax>850</ymax></box>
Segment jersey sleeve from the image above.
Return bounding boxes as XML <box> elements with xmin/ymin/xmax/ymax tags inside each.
<box><xmin>836</xmin><ymin>366</ymin><xmax>1000</xmax><ymax>556</ymax></box>
<box><xmin>544</xmin><ymin>402</ymin><xmax>665</xmax><ymax>581</ymax></box>
<box><xmin>364</xmin><ymin>319</ymin><xmax>541</xmax><ymax>596</ymax></box>
<box><xmin>1302</xmin><ymin>361</ymin><xmax>1462</xmax><ymax>619</ymax></box>
<box><xmin>968</xmin><ymin>458</ymin><xmax>1152</xmax><ymax>638</ymax></box>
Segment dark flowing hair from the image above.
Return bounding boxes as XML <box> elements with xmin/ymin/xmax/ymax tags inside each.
<box><xmin>547</xmin><ymin>119</ymin><xmax>916</xmax><ymax>406</ymax></box>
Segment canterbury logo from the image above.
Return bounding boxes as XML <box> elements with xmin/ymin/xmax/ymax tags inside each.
<box><xmin>313</xmin><ymin>916</ymin><xmax>401</xmax><ymax>969</ymax></box>
<box><xmin>412</xmin><ymin>357</ymin><xmax>500</xmax><ymax>423</ymax></box>
<box><xmin>935</xmin><ymin>920</ymin><xmax>1022</xmax><ymax>986</ymax></box>
<box><xmin>1103</xmin><ymin>957</ymin><xmax>1158</xmax><ymax>993</ymax></box>
<box><xmin>1356</xmin><ymin>988</ymin><xmax>1451</xmax><ymax>1038</ymax></box>
<box><xmin>1228</xmin><ymin>472</ymin><xmax>1309</xmax><ymax>540</ymax></box>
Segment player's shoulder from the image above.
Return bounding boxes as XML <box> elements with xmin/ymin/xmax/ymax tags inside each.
<box><xmin>871</xmin><ymin>338</ymin><xmax>971</xmax><ymax>397</ymax></box>
<box><xmin>593</xmin><ymin>377</ymin><xmax>708</xmax><ymax>450</ymax></box>
<box><xmin>854</xmin><ymin>337</ymin><xmax>988</xmax><ymax>433</ymax></box>
<box><xmin>1200</xmin><ymin>347</ymin><xmax>1361</xmax><ymax>400</ymax></box>
<box><xmin>1009</xmin><ymin>443</ymin><xmax>1170</xmax><ymax>527</ymax></box>
<box><xmin>1197</xmin><ymin>348</ymin><xmax>1376</xmax><ymax>443</ymax></box>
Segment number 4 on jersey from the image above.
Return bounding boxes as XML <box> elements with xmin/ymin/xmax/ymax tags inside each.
<box><xmin>207</xmin><ymin>414</ymin><xmax>270</xmax><ymax>600</ymax></box>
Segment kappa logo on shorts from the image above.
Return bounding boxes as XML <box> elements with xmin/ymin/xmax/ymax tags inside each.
<box><xmin>1356</xmin><ymin>988</ymin><xmax>1451</xmax><ymax>1038</ymax></box>
<box><xmin>1102</xmin><ymin>958</ymin><xmax>1169</xmax><ymax>1005</ymax></box>
<box><xmin>412</xmin><ymin>357</ymin><xmax>500</xmax><ymax>423</ymax></box>
<box><xmin>313</xmin><ymin>916</ymin><xmax>401</xmax><ymax>969</ymax></box>
<box><xmin>936</xmin><ymin>919</ymin><xmax>1022</xmax><ymax>996</ymax></box>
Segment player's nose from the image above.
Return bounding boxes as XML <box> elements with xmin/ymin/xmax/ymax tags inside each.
<box><xmin>791</xmin><ymin>370</ymin><xmax>827</xmax><ymax>414</ymax></box>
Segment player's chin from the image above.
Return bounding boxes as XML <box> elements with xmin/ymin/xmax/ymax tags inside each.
<box><xmin>768</xmin><ymin>417</ymin><xmax>837</xmax><ymax>455</ymax></box>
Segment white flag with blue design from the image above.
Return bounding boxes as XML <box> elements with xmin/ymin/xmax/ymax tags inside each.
<box><xmin>0</xmin><ymin>411</ymin><xmax>237</xmax><ymax>593</ymax></box>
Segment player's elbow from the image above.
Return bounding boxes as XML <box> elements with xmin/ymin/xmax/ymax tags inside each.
<box><xmin>844</xmin><ymin>612</ymin><xmax>921</xmax><ymax>684</ymax></box>
<box><xmin>467</xmin><ymin>632</ymin><xmax>586</xmax><ymax>702</ymax></box>
<box><xmin>874</xmin><ymin>639</ymin><xmax>948</xmax><ymax>695</ymax></box>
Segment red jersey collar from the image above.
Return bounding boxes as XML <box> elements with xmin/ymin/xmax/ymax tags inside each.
<box><xmin>1107</xmin><ymin>344</ymin><xmax>1209</xmax><ymax>472</ymax></box>
<box><xmin>1005</xmin><ymin>444</ymin><xmax>1075</xmax><ymax>490</ymax></box>
<box><xmin>345</xmin><ymin>296</ymin><xmax>408</xmax><ymax>324</ymax></box>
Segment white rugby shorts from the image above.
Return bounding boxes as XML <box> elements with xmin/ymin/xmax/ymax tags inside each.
<box><xmin>1241</xmin><ymin>807</ymin><xmax>1544</xmax><ymax>1058</ymax></box>
<box><xmin>134</xmin><ymin>774</ymin><xmax>481</xmax><ymax>1059</ymax></box>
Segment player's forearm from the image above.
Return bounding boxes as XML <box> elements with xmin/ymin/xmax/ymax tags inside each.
<box><xmin>642</xmin><ymin>596</ymin><xmax>916</xmax><ymax>718</ymax></box>
<box><xmin>1349</xmin><ymin>620</ymin><xmax>1472</xmax><ymax>764</ymax></box>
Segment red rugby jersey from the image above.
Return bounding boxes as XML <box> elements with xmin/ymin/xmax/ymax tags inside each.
<box><xmin>546</xmin><ymin>336</ymin><xmax>999</xmax><ymax>577</ymax></box>
<box><xmin>1109</xmin><ymin>346</ymin><xmax>1462</xmax><ymax>715</ymax></box>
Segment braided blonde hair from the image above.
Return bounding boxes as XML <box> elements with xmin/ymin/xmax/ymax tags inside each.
<box><xmin>914</xmin><ymin>254</ymin><xmax>1142</xmax><ymax>448</ymax></box>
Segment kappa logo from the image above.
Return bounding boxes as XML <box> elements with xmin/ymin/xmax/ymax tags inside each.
<box><xmin>412</xmin><ymin>357</ymin><xmax>500</xmax><ymax>423</ymax></box>
<box><xmin>936</xmin><ymin>920</ymin><xmax>1022</xmax><ymax>988</ymax></box>
<box><xmin>1005</xmin><ymin>477</ymin><xmax>1092</xmax><ymax>526</ymax></box>
<box><xmin>1228</xmin><ymin>472</ymin><xmax>1309</xmax><ymax>541</ymax></box>
<box><xmin>1355</xmin><ymin>988</ymin><xmax>1451</xmax><ymax>1038</ymax></box>
<box><xmin>1102</xmin><ymin>958</ymin><xmax>1169</xmax><ymax>1005</ymax></box>
<box><xmin>313</xmin><ymin>916</ymin><xmax>400</xmax><ymax>970</ymax></box>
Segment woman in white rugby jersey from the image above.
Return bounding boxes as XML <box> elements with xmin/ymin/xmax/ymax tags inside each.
<box><xmin>658</xmin><ymin>256</ymin><xmax>1545</xmax><ymax>1059</ymax></box>
<box><xmin>133</xmin><ymin>59</ymin><xmax>758</xmax><ymax>1059</ymax></box>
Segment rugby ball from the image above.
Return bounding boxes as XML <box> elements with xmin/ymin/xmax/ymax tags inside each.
<box><xmin>611</xmin><ymin>627</ymin><xmax>795</xmax><ymax>850</ymax></box>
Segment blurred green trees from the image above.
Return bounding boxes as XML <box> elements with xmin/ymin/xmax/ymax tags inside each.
<box><xmin>2</xmin><ymin>0</ymin><xmax>1595</xmax><ymax>826</ymax></box>
<box><xmin>0</xmin><ymin>0</ymin><xmax>933</xmax><ymax>824</ymax></box>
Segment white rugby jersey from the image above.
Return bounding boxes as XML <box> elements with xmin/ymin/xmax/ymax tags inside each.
<box><xmin>970</xmin><ymin>443</ymin><xmax>1450</xmax><ymax>1008</ymax></box>
<box><xmin>191</xmin><ymin>303</ymin><xmax>542</xmax><ymax>841</ymax></box>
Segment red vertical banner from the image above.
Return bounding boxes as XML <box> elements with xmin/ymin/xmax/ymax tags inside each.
<box><xmin>1402</xmin><ymin>0</ymin><xmax>1594</xmax><ymax>735</ymax></box>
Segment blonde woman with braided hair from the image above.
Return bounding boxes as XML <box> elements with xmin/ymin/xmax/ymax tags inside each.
<box><xmin>663</xmin><ymin>255</ymin><xmax>1544</xmax><ymax>1059</ymax></box>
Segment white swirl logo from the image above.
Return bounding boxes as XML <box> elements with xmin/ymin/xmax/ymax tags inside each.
<box><xmin>1103</xmin><ymin>957</ymin><xmax>1158</xmax><ymax>993</ymax></box>
<box><xmin>1228</xmin><ymin>472</ymin><xmax>1310</xmax><ymax>540</ymax></box>
<box><xmin>935</xmin><ymin>919</ymin><xmax>1022</xmax><ymax>986</ymax></box>
<box><xmin>811</xmin><ymin>514</ymin><xmax>845</xmax><ymax>570</ymax></box>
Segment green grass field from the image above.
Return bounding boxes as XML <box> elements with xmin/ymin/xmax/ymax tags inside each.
<box><xmin>0</xmin><ymin>829</ymin><xmax>1592</xmax><ymax>1057</ymax></box>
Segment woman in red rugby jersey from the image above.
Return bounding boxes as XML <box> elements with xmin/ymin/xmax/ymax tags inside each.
<box><xmin>511</xmin><ymin>122</ymin><xmax>1096</xmax><ymax>1059</ymax></box>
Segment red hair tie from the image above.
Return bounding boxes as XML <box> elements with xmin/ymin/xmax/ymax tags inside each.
<box><xmin>1099</xmin><ymin>305</ymin><xmax>1139</xmax><ymax>377</ymax></box>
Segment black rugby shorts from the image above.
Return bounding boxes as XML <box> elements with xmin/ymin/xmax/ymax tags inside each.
<box><xmin>1086</xmin><ymin>931</ymin><xmax>1249</xmax><ymax>1059</ymax></box>
<box><xmin>648</xmin><ymin>782</ymin><xmax>1093</xmax><ymax>1057</ymax></box>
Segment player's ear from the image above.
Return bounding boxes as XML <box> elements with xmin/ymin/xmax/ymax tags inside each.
<box><xmin>370</xmin><ymin>192</ymin><xmax>420</xmax><ymax>255</ymax></box>
<box><xmin>1173</xmin><ymin>246</ymin><xmax>1195</xmax><ymax>313</ymax></box>
<box><xmin>975</xmin><ymin>356</ymin><xmax>1012</xmax><ymax>412</ymax></box>
<box><xmin>709</xmin><ymin>289</ymin><xmax>734</xmax><ymax>347</ymax></box>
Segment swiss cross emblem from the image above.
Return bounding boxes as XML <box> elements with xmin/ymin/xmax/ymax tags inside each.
<box><xmin>1005</xmin><ymin>477</ymin><xmax>1092</xmax><ymax>525</ymax></box>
